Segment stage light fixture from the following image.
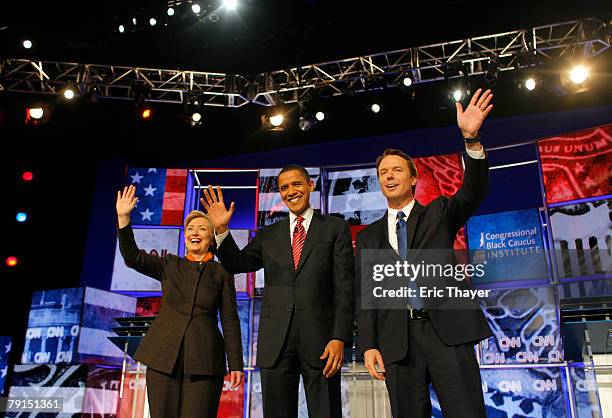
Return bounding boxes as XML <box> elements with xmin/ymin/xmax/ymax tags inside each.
<box><xmin>192</xmin><ymin>4</ymin><xmax>201</xmax><ymax>14</ymax></box>
<box><xmin>370</xmin><ymin>103</ymin><xmax>381</xmax><ymax>114</ymax></box>
<box><xmin>22</xmin><ymin>171</ymin><xmax>34</xmax><ymax>182</ymax></box>
<box><xmin>149</xmin><ymin>18</ymin><xmax>157</xmax><ymax>26</ymax></box>
<box><xmin>270</xmin><ymin>114</ymin><xmax>284</xmax><ymax>127</ymax></box>
<box><xmin>223</xmin><ymin>0</ymin><xmax>238</xmax><ymax>10</ymax></box>
<box><xmin>16</xmin><ymin>212</ymin><xmax>28</xmax><ymax>223</ymax></box>
<box><xmin>484</xmin><ymin>59</ymin><xmax>500</xmax><ymax>86</ymax></box>
<box><xmin>63</xmin><ymin>88</ymin><xmax>75</xmax><ymax>100</ymax></box>
<box><xmin>141</xmin><ymin>108</ymin><xmax>152</xmax><ymax>119</ymax></box>
<box><xmin>569</xmin><ymin>65</ymin><xmax>589</xmax><ymax>85</ymax></box>
<box><xmin>6</xmin><ymin>257</ymin><xmax>18</xmax><ymax>267</ymax></box>
<box><xmin>261</xmin><ymin>106</ymin><xmax>287</xmax><ymax>131</ymax></box>
<box><xmin>23</xmin><ymin>40</ymin><xmax>32</xmax><ymax>49</ymax></box>
<box><xmin>525</xmin><ymin>78</ymin><xmax>536</xmax><ymax>91</ymax></box>
<box><xmin>183</xmin><ymin>93</ymin><xmax>204</xmax><ymax>127</ymax></box>
<box><xmin>299</xmin><ymin>116</ymin><xmax>313</xmax><ymax>131</ymax></box>
<box><xmin>167</xmin><ymin>7</ymin><xmax>175</xmax><ymax>16</ymax></box>
<box><xmin>315</xmin><ymin>111</ymin><xmax>325</xmax><ymax>121</ymax></box>
<box><xmin>402</xmin><ymin>76</ymin><xmax>413</xmax><ymax>87</ymax></box>
<box><xmin>130</xmin><ymin>80</ymin><xmax>151</xmax><ymax>107</ymax></box>
<box><xmin>118</xmin><ymin>24</ymin><xmax>125</xmax><ymax>33</ymax></box>
<box><xmin>453</xmin><ymin>89</ymin><xmax>464</xmax><ymax>102</ymax></box>
<box><xmin>28</xmin><ymin>107</ymin><xmax>44</xmax><ymax>119</ymax></box>
<box><xmin>132</xmin><ymin>17</ymin><xmax>138</xmax><ymax>25</ymax></box>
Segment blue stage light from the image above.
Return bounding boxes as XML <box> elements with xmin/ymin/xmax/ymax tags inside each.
<box><xmin>16</xmin><ymin>212</ymin><xmax>28</xmax><ymax>223</ymax></box>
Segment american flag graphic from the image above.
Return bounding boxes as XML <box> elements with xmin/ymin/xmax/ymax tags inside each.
<box><xmin>127</xmin><ymin>168</ymin><xmax>188</xmax><ymax>226</ymax></box>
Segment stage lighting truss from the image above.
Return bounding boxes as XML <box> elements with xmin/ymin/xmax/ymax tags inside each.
<box><xmin>0</xmin><ymin>17</ymin><xmax>608</xmax><ymax>108</ymax></box>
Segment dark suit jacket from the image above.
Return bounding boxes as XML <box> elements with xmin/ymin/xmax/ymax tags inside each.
<box><xmin>118</xmin><ymin>223</ymin><xmax>243</xmax><ymax>375</ymax></box>
<box><xmin>356</xmin><ymin>153</ymin><xmax>493</xmax><ymax>366</ymax></box>
<box><xmin>216</xmin><ymin>213</ymin><xmax>354</xmax><ymax>368</ymax></box>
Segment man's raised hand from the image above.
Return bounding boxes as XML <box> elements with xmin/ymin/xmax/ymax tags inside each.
<box><xmin>200</xmin><ymin>185</ymin><xmax>235</xmax><ymax>234</ymax></box>
<box><xmin>456</xmin><ymin>88</ymin><xmax>494</xmax><ymax>138</ymax></box>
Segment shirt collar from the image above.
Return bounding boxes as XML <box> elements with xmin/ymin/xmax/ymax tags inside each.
<box><xmin>387</xmin><ymin>199</ymin><xmax>416</xmax><ymax>222</ymax></box>
<box><xmin>289</xmin><ymin>205</ymin><xmax>314</xmax><ymax>226</ymax></box>
<box><xmin>185</xmin><ymin>252</ymin><xmax>214</xmax><ymax>262</ymax></box>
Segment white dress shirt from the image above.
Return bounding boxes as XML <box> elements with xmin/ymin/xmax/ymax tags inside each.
<box><xmin>387</xmin><ymin>200</ymin><xmax>416</xmax><ymax>253</ymax></box>
<box><xmin>215</xmin><ymin>205</ymin><xmax>314</xmax><ymax>247</ymax></box>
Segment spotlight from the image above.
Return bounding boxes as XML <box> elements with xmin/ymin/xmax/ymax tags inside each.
<box><xmin>270</xmin><ymin>114</ymin><xmax>284</xmax><ymax>127</ymax></box>
<box><xmin>402</xmin><ymin>76</ymin><xmax>413</xmax><ymax>87</ymax></box>
<box><xmin>453</xmin><ymin>89</ymin><xmax>464</xmax><ymax>102</ymax></box>
<box><xmin>370</xmin><ymin>103</ymin><xmax>381</xmax><ymax>114</ymax></box>
<box><xmin>569</xmin><ymin>65</ymin><xmax>589</xmax><ymax>85</ymax></box>
<box><xmin>6</xmin><ymin>256</ymin><xmax>18</xmax><ymax>268</ymax></box>
<box><xmin>28</xmin><ymin>107</ymin><xmax>44</xmax><ymax>119</ymax></box>
<box><xmin>149</xmin><ymin>18</ymin><xmax>157</xmax><ymax>26</ymax></box>
<box><xmin>16</xmin><ymin>212</ymin><xmax>28</xmax><ymax>223</ymax></box>
<box><xmin>23</xmin><ymin>40</ymin><xmax>32</xmax><ymax>49</ymax></box>
<box><xmin>223</xmin><ymin>0</ymin><xmax>238</xmax><ymax>10</ymax></box>
<box><xmin>132</xmin><ymin>17</ymin><xmax>137</xmax><ymax>25</ymax></box>
<box><xmin>130</xmin><ymin>80</ymin><xmax>151</xmax><ymax>107</ymax></box>
<box><xmin>192</xmin><ymin>4</ymin><xmax>201</xmax><ymax>14</ymax></box>
<box><xmin>167</xmin><ymin>7</ymin><xmax>175</xmax><ymax>16</ymax></box>
<box><xmin>63</xmin><ymin>88</ymin><xmax>75</xmax><ymax>100</ymax></box>
<box><xmin>141</xmin><ymin>108</ymin><xmax>152</xmax><ymax>119</ymax></box>
<box><xmin>261</xmin><ymin>106</ymin><xmax>287</xmax><ymax>131</ymax></box>
<box><xmin>22</xmin><ymin>171</ymin><xmax>34</xmax><ymax>182</ymax></box>
<box><xmin>525</xmin><ymin>78</ymin><xmax>536</xmax><ymax>91</ymax></box>
<box><xmin>26</xmin><ymin>105</ymin><xmax>52</xmax><ymax>126</ymax></box>
<box><xmin>118</xmin><ymin>24</ymin><xmax>125</xmax><ymax>33</ymax></box>
<box><xmin>183</xmin><ymin>93</ymin><xmax>204</xmax><ymax>127</ymax></box>
<box><xmin>315</xmin><ymin>111</ymin><xmax>325</xmax><ymax>121</ymax></box>
<box><xmin>299</xmin><ymin>116</ymin><xmax>314</xmax><ymax>131</ymax></box>
<box><xmin>484</xmin><ymin>59</ymin><xmax>500</xmax><ymax>87</ymax></box>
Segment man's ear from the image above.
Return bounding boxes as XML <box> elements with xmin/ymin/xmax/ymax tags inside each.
<box><xmin>309</xmin><ymin>180</ymin><xmax>315</xmax><ymax>192</ymax></box>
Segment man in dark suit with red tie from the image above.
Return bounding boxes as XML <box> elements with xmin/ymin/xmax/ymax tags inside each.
<box><xmin>356</xmin><ymin>88</ymin><xmax>495</xmax><ymax>417</ymax></box>
<box><xmin>201</xmin><ymin>166</ymin><xmax>354</xmax><ymax>418</ymax></box>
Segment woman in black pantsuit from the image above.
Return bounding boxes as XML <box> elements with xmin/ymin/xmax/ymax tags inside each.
<box><xmin>116</xmin><ymin>185</ymin><xmax>244</xmax><ymax>418</ymax></box>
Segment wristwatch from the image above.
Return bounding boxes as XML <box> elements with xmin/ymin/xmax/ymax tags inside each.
<box><xmin>464</xmin><ymin>133</ymin><xmax>481</xmax><ymax>144</ymax></box>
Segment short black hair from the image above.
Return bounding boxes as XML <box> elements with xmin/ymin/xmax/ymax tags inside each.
<box><xmin>278</xmin><ymin>164</ymin><xmax>310</xmax><ymax>182</ymax></box>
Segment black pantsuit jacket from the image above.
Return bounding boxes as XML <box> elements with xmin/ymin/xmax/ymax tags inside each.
<box><xmin>356</xmin><ymin>153</ymin><xmax>493</xmax><ymax>365</ymax></box>
<box><xmin>118</xmin><ymin>223</ymin><xmax>243</xmax><ymax>375</ymax></box>
<box><xmin>216</xmin><ymin>213</ymin><xmax>354</xmax><ymax>368</ymax></box>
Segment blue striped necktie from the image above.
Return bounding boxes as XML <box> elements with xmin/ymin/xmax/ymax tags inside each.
<box><xmin>396</xmin><ymin>211</ymin><xmax>407</xmax><ymax>260</ymax></box>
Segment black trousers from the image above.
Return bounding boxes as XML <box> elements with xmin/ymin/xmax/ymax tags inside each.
<box><xmin>145</xmin><ymin>343</ymin><xmax>224</xmax><ymax>418</ymax></box>
<box><xmin>385</xmin><ymin>317</ymin><xmax>486</xmax><ymax>418</ymax></box>
<box><xmin>260</xmin><ymin>315</ymin><xmax>342</xmax><ymax>418</ymax></box>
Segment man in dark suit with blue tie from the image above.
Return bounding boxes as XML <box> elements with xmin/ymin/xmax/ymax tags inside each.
<box><xmin>356</xmin><ymin>88</ymin><xmax>495</xmax><ymax>417</ymax></box>
<box><xmin>201</xmin><ymin>166</ymin><xmax>354</xmax><ymax>418</ymax></box>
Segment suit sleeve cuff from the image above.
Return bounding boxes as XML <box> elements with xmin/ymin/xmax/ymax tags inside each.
<box><xmin>215</xmin><ymin>230</ymin><xmax>230</xmax><ymax>247</ymax></box>
<box><xmin>465</xmin><ymin>146</ymin><xmax>485</xmax><ymax>160</ymax></box>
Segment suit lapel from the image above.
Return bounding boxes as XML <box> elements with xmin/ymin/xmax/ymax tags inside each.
<box><xmin>373</xmin><ymin>214</ymin><xmax>400</xmax><ymax>262</ymax></box>
<box><xmin>273</xmin><ymin>217</ymin><xmax>294</xmax><ymax>270</ymax></box>
<box><xmin>406</xmin><ymin>202</ymin><xmax>423</xmax><ymax>249</ymax></box>
<box><xmin>295</xmin><ymin>213</ymin><xmax>326</xmax><ymax>275</ymax></box>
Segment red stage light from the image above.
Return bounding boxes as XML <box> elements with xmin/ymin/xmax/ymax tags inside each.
<box><xmin>6</xmin><ymin>256</ymin><xmax>18</xmax><ymax>267</ymax></box>
<box><xmin>22</xmin><ymin>171</ymin><xmax>34</xmax><ymax>182</ymax></box>
<box><xmin>141</xmin><ymin>108</ymin><xmax>152</xmax><ymax>119</ymax></box>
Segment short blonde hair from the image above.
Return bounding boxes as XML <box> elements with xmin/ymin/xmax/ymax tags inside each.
<box><xmin>184</xmin><ymin>210</ymin><xmax>213</xmax><ymax>230</ymax></box>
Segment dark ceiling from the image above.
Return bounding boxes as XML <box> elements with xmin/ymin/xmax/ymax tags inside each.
<box><xmin>1</xmin><ymin>0</ymin><xmax>611</xmax><ymax>73</ymax></box>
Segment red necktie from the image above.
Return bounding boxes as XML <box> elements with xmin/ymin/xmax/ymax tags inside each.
<box><xmin>292</xmin><ymin>215</ymin><xmax>306</xmax><ymax>270</ymax></box>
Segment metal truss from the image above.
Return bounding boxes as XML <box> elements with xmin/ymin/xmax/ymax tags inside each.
<box><xmin>0</xmin><ymin>17</ymin><xmax>609</xmax><ymax>107</ymax></box>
